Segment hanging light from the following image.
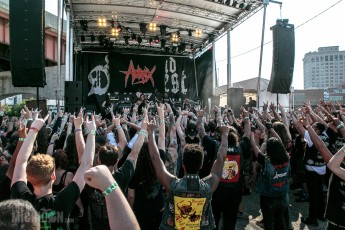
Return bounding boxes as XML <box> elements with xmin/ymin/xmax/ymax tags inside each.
<box><xmin>195</xmin><ymin>29</ymin><xmax>202</xmax><ymax>38</ymax></box>
<box><xmin>98</xmin><ymin>17</ymin><xmax>107</xmax><ymax>27</ymax></box>
<box><xmin>111</xmin><ymin>28</ymin><xmax>119</xmax><ymax>36</ymax></box>
<box><xmin>149</xmin><ymin>22</ymin><xmax>157</xmax><ymax>31</ymax></box>
<box><xmin>171</xmin><ymin>33</ymin><xmax>179</xmax><ymax>42</ymax></box>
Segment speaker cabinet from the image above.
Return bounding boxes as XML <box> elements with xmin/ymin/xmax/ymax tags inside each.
<box><xmin>10</xmin><ymin>0</ymin><xmax>46</xmax><ymax>87</ymax></box>
<box><xmin>267</xmin><ymin>19</ymin><xmax>295</xmax><ymax>94</ymax></box>
<box><xmin>65</xmin><ymin>81</ymin><xmax>83</xmax><ymax>105</ymax></box>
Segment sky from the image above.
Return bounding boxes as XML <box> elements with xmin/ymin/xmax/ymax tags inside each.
<box><xmin>44</xmin><ymin>0</ymin><xmax>345</xmax><ymax>90</ymax></box>
<box><xmin>215</xmin><ymin>0</ymin><xmax>345</xmax><ymax>89</ymax></box>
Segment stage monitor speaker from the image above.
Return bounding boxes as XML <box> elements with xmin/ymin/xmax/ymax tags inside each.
<box><xmin>227</xmin><ymin>87</ymin><xmax>244</xmax><ymax>117</ymax></box>
<box><xmin>10</xmin><ymin>0</ymin><xmax>46</xmax><ymax>87</ymax></box>
<box><xmin>65</xmin><ymin>81</ymin><xmax>83</xmax><ymax>105</ymax></box>
<box><xmin>267</xmin><ymin>19</ymin><xmax>295</xmax><ymax>94</ymax></box>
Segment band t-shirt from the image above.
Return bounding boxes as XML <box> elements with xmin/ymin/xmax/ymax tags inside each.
<box><xmin>11</xmin><ymin>181</ymin><xmax>80</xmax><ymax>230</ymax></box>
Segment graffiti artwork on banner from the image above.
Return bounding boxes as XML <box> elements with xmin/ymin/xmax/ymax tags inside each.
<box><xmin>165</xmin><ymin>57</ymin><xmax>188</xmax><ymax>95</ymax></box>
<box><xmin>120</xmin><ymin>60</ymin><xmax>156</xmax><ymax>88</ymax></box>
<box><xmin>87</xmin><ymin>55</ymin><xmax>110</xmax><ymax>96</ymax></box>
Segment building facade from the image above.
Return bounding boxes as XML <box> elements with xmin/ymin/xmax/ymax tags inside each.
<box><xmin>303</xmin><ymin>46</ymin><xmax>345</xmax><ymax>89</ymax></box>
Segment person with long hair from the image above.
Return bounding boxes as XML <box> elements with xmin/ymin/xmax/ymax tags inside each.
<box><xmin>128</xmin><ymin>142</ymin><xmax>164</xmax><ymax>230</ymax></box>
<box><xmin>251</xmin><ymin>136</ymin><xmax>290</xmax><ymax>230</ymax></box>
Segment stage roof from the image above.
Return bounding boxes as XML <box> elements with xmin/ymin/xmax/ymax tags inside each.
<box><xmin>68</xmin><ymin>0</ymin><xmax>263</xmax><ymax>56</ymax></box>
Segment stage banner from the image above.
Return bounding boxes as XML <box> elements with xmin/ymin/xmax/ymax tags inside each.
<box><xmin>195</xmin><ymin>49</ymin><xmax>213</xmax><ymax>103</ymax></box>
<box><xmin>76</xmin><ymin>52</ymin><xmax>202</xmax><ymax>108</ymax></box>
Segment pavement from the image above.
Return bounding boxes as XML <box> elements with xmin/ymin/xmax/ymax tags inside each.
<box><xmin>235</xmin><ymin>187</ymin><xmax>328</xmax><ymax>230</ymax></box>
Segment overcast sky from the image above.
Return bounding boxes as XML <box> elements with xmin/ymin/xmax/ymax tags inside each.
<box><xmin>45</xmin><ymin>0</ymin><xmax>345</xmax><ymax>90</ymax></box>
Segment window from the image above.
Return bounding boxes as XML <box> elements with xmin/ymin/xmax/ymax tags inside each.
<box><xmin>330</xmin><ymin>55</ymin><xmax>333</xmax><ymax>61</ymax></box>
<box><xmin>335</xmin><ymin>55</ymin><xmax>338</xmax><ymax>61</ymax></box>
<box><xmin>325</xmin><ymin>56</ymin><xmax>329</xmax><ymax>61</ymax></box>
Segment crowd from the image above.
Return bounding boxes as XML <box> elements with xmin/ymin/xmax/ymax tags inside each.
<box><xmin>0</xmin><ymin>96</ymin><xmax>345</xmax><ymax>230</ymax></box>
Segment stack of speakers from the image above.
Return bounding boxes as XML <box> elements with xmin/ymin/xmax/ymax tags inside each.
<box><xmin>64</xmin><ymin>81</ymin><xmax>83</xmax><ymax>113</ymax></box>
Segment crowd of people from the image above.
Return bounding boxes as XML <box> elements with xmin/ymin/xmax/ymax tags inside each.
<box><xmin>0</xmin><ymin>95</ymin><xmax>345</xmax><ymax>230</ymax></box>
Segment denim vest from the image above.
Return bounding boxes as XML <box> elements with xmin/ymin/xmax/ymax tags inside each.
<box><xmin>257</xmin><ymin>156</ymin><xmax>290</xmax><ymax>197</ymax></box>
<box><xmin>160</xmin><ymin>175</ymin><xmax>215</xmax><ymax>230</ymax></box>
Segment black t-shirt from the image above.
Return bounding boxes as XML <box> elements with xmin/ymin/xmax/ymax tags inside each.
<box><xmin>11</xmin><ymin>181</ymin><xmax>80</xmax><ymax>230</ymax></box>
<box><xmin>0</xmin><ymin>175</ymin><xmax>11</xmax><ymax>201</ymax></box>
<box><xmin>86</xmin><ymin>159</ymin><xmax>135</xmax><ymax>230</ymax></box>
<box><xmin>200</xmin><ymin>135</ymin><xmax>219</xmax><ymax>178</ymax></box>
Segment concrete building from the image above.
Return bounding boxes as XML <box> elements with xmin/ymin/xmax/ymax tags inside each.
<box><xmin>303</xmin><ymin>46</ymin><xmax>345</xmax><ymax>89</ymax></box>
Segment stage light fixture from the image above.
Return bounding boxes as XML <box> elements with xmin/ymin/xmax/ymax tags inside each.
<box><xmin>154</xmin><ymin>35</ymin><xmax>159</xmax><ymax>43</ymax></box>
<box><xmin>209</xmin><ymin>34</ymin><xmax>215</xmax><ymax>43</ymax></box>
<box><xmin>239</xmin><ymin>2</ymin><xmax>245</xmax><ymax>9</ymax></box>
<box><xmin>160</xmin><ymin>25</ymin><xmax>167</xmax><ymax>36</ymax></box>
<box><xmin>245</xmin><ymin>4</ymin><xmax>252</xmax><ymax>10</ymax></box>
<box><xmin>98</xmin><ymin>35</ymin><xmax>106</xmax><ymax>46</ymax></box>
<box><xmin>98</xmin><ymin>17</ymin><xmax>107</xmax><ymax>27</ymax></box>
<box><xmin>149</xmin><ymin>22</ymin><xmax>157</xmax><ymax>31</ymax></box>
<box><xmin>139</xmin><ymin>23</ymin><xmax>147</xmax><ymax>35</ymax></box>
<box><xmin>111</xmin><ymin>28</ymin><xmax>119</xmax><ymax>37</ymax></box>
<box><xmin>79</xmin><ymin>20</ymin><xmax>88</xmax><ymax>31</ymax></box>
<box><xmin>131</xmin><ymin>33</ymin><xmax>137</xmax><ymax>41</ymax></box>
<box><xmin>80</xmin><ymin>34</ymin><xmax>85</xmax><ymax>42</ymax></box>
<box><xmin>188</xmin><ymin>29</ymin><xmax>193</xmax><ymax>37</ymax></box>
<box><xmin>124</xmin><ymin>36</ymin><xmax>130</xmax><ymax>45</ymax></box>
<box><xmin>110</xmin><ymin>20</ymin><xmax>115</xmax><ymax>28</ymax></box>
<box><xmin>161</xmin><ymin>39</ymin><xmax>166</xmax><ymax>48</ymax></box>
<box><xmin>171</xmin><ymin>33</ymin><xmax>179</xmax><ymax>42</ymax></box>
<box><xmin>232</xmin><ymin>0</ymin><xmax>238</xmax><ymax>7</ymax></box>
<box><xmin>190</xmin><ymin>43</ymin><xmax>194</xmax><ymax>49</ymax></box>
<box><xmin>195</xmin><ymin>29</ymin><xmax>202</xmax><ymax>38</ymax></box>
<box><xmin>149</xmin><ymin>38</ymin><xmax>153</xmax><ymax>45</ymax></box>
<box><xmin>137</xmin><ymin>36</ymin><xmax>143</xmax><ymax>44</ymax></box>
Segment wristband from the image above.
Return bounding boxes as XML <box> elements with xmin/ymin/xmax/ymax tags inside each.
<box><xmin>139</xmin><ymin>130</ymin><xmax>148</xmax><ymax>138</ymax></box>
<box><xmin>19</xmin><ymin>137</ymin><xmax>25</xmax><ymax>141</ymax></box>
<box><xmin>102</xmin><ymin>181</ymin><xmax>118</xmax><ymax>196</ymax></box>
<box><xmin>49</xmin><ymin>142</ymin><xmax>55</xmax><ymax>145</ymax></box>
<box><xmin>74</xmin><ymin>128</ymin><xmax>82</xmax><ymax>133</ymax></box>
<box><xmin>243</xmin><ymin>116</ymin><xmax>249</xmax><ymax>120</ymax></box>
<box><xmin>337</xmin><ymin>123</ymin><xmax>344</xmax><ymax>129</ymax></box>
<box><xmin>30</xmin><ymin>127</ymin><xmax>39</xmax><ymax>133</ymax></box>
<box><xmin>115</xmin><ymin>125</ymin><xmax>122</xmax><ymax>131</ymax></box>
<box><xmin>89</xmin><ymin>130</ymin><xmax>96</xmax><ymax>136</ymax></box>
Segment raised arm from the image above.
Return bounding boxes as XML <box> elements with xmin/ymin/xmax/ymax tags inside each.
<box><xmin>300</xmin><ymin>115</ymin><xmax>333</xmax><ymax>163</ymax></box>
<box><xmin>207</xmin><ymin>125</ymin><xmax>229</xmax><ymax>191</ymax></box>
<box><xmin>156</xmin><ymin>103</ymin><xmax>166</xmax><ymax>152</ymax></box>
<box><xmin>147</xmin><ymin>121</ymin><xmax>175</xmax><ymax>191</ymax></box>
<box><xmin>196</xmin><ymin>108</ymin><xmax>207</xmax><ymax>140</ymax></box>
<box><xmin>72</xmin><ymin>115</ymin><xmax>96</xmax><ymax>192</ymax></box>
<box><xmin>250</xmin><ymin>132</ymin><xmax>261</xmax><ymax>158</ymax></box>
<box><xmin>84</xmin><ymin>165</ymin><xmax>140</xmax><ymax>230</ymax></box>
<box><xmin>241</xmin><ymin>107</ymin><xmax>251</xmax><ymax>139</ymax></box>
<box><xmin>290</xmin><ymin>111</ymin><xmax>307</xmax><ymax>138</ymax></box>
<box><xmin>11</xmin><ymin>115</ymin><xmax>49</xmax><ymax>187</ymax></box>
<box><xmin>74</xmin><ymin>108</ymin><xmax>85</xmax><ymax>163</ymax></box>
<box><xmin>6</xmin><ymin>122</ymin><xmax>26</xmax><ymax>180</ymax></box>
<box><xmin>327</xmin><ymin>145</ymin><xmax>345</xmax><ymax>181</ymax></box>
<box><xmin>112</xmin><ymin>116</ymin><xmax>127</xmax><ymax>154</ymax></box>
<box><xmin>126</xmin><ymin>110</ymin><xmax>148</xmax><ymax>167</ymax></box>
<box><xmin>176</xmin><ymin>115</ymin><xmax>186</xmax><ymax>149</ymax></box>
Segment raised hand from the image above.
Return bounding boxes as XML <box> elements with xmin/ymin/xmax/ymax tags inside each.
<box><xmin>85</xmin><ymin>115</ymin><xmax>96</xmax><ymax>132</ymax></box>
<box><xmin>74</xmin><ymin>109</ymin><xmax>84</xmax><ymax>128</ymax></box>
<box><xmin>32</xmin><ymin>108</ymin><xmax>42</xmax><ymax>120</ymax></box>
<box><xmin>84</xmin><ymin>165</ymin><xmax>116</xmax><ymax>192</ymax></box>
<box><xmin>219</xmin><ymin>125</ymin><xmax>230</xmax><ymax>135</ymax></box>
<box><xmin>17</xmin><ymin>122</ymin><xmax>27</xmax><ymax>139</ymax></box>
<box><xmin>30</xmin><ymin>114</ymin><xmax>49</xmax><ymax>131</ymax></box>
<box><xmin>147</xmin><ymin>120</ymin><xmax>155</xmax><ymax>134</ymax></box>
<box><xmin>23</xmin><ymin>105</ymin><xmax>32</xmax><ymax>119</ymax></box>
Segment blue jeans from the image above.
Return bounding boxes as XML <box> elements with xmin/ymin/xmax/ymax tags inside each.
<box><xmin>260</xmin><ymin>194</ymin><xmax>289</xmax><ymax>230</ymax></box>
